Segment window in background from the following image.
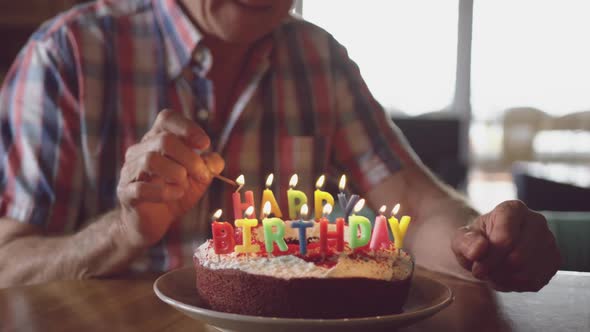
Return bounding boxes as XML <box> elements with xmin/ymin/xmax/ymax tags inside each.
<box><xmin>302</xmin><ymin>1</ymin><xmax>459</xmax><ymax>116</ymax></box>
<box><xmin>471</xmin><ymin>0</ymin><xmax>590</xmax><ymax>120</ymax></box>
<box><xmin>470</xmin><ymin>0</ymin><xmax>590</xmax><ymax>166</ymax></box>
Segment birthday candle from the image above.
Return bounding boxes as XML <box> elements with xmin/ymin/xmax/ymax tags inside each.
<box><xmin>320</xmin><ymin>204</ymin><xmax>344</xmax><ymax>253</ymax></box>
<box><xmin>211</xmin><ymin>209</ymin><xmax>236</xmax><ymax>254</ymax></box>
<box><xmin>388</xmin><ymin>203</ymin><xmax>411</xmax><ymax>250</ymax></box>
<box><xmin>261</xmin><ymin>202</ymin><xmax>288</xmax><ymax>254</ymax></box>
<box><xmin>314</xmin><ymin>175</ymin><xmax>335</xmax><ymax>221</ymax></box>
<box><xmin>287</xmin><ymin>174</ymin><xmax>308</xmax><ymax>220</ymax></box>
<box><xmin>348</xmin><ymin>199</ymin><xmax>372</xmax><ymax>250</ymax></box>
<box><xmin>290</xmin><ymin>204</ymin><xmax>314</xmax><ymax>255</ymax></box>
<box><xmin>234</xmin><ymin>206</ymin><xmax>260</xmax><ymax>254</ymax></box>
<box><xmin>369</xmin><ymin>205</ymin><xmax>392</xmax><ymax>250</ymax></box>
<box><xmin>232</xmin><ymin>175</ymin><xmax>256</xmax><ymax>219</ymax></box>
<box><xmin>260</xmin><ymin>174</ymin><xmax>283</xmax><ymax>218</ymax></box>
<box><xmin>337</xmin><ymin>175</ymin><xmax>360</xmax><ymax>224</ymax></box>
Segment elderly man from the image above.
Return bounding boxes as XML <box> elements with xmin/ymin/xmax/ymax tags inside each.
<box><xmin>0</xmin><ymin>0</ymin><xmax>559</xmax><ymax>290</ymax></box>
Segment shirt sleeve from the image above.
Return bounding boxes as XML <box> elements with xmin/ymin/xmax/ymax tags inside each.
<box><xmin>328</xmin><ymin>36</ymin><xmax>419</xmax><ymax>196</ymax></box>
<box><xmin>0</xmin><ymin>28</ymin><xmax>82</xmax><ymax>232</ymax></box>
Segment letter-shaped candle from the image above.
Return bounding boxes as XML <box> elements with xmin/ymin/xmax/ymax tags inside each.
<box><xmin>234</xmin><ymin>206</ymin><xmax>260</xmax><ymax>254</ymax></box>
<box><xmin>287</xmin><ymin>174</ymin><xmax>308</xmax><ymax>220</ymax></box>
<box><xmin>232</xmin><ymin>175</ymin><xmax>256</xmax><ymax>219</ymax></box>
<box><xmin>261</xmin><ymin>202</ymin><xmax>288</xmax><ymax>254</ymax></box>
<box><xmin>290</xmin><ymin>204</ymin><xmax>314</xmax><ymax>255</ymax></box>
<box><xmin>337</xmin><ymin>175</ymin><xmax>360</xmax><ymax>224</ymax></box>
<box><xmin>260</xmin><ymin>174</ymin><xmax>283</xmax><ymax>218</ymax></box>
<box><xmin>369</xmin><ymin>205</ymin><xmax>392</xmax><ymax>250</ymax></box>
<box><xmin>320</xmin><ymin>204</ymin><xmax>344</xmax><ymax>253</ymax></box>
<box><xmin>314</xmin><ymin>175</ymin><xmax>335</xmax><ymax>221</ymax></box>
<box><xmin>348</xmin><ymin>199</ymin><xmax>372</xmax><ymax>249</ymax></box>
<box><xmin>211</xmin><ymin>209</ymin><xmax>236</xmax><ymax>254</ymax></box>
<box><xmin>388</xmin><ymin>204</ymin><xmax>411</xmax><ymax>249</ymax></box>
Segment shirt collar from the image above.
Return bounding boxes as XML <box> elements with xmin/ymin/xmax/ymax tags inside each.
<box><xmin>153</xmin><ymin>0</ymin><xmax>203</xmax><ymax>79</ymax></box>
<box><xmin>154</xmin><ymin>0</ymin><xmax>283</xmax><ymax>80</ymax></box>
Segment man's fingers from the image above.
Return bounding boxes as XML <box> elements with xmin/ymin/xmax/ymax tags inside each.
<box><xmin>471</xmin><ymin>200</ymin><xmax>528</xmax><ymax>275</ymax></box>
<box><xmin>452</xmin><ymin>226</ymin><xmax>489</xmax><ymax>274</ymax></box>
<box><xmin>140</xmin><ymin>152</ymin><xmax>188</xmax><ymax>185</ymax></box>
<box><xmin>483</xmin><ymin>200</ymin><xmax>527</xmax><ymax>250</ymax></box>
<box><xmin>126</xmin><ymin>132</ymin><xmax>211</xmax><ymax>183</ymax></box>
<box><xmin>202</xmin><ymin>152</ymin><xmax>225</xmax><ymax>175</ymax></box>
<box><xmin>486</xmin><ymin>212</ymin><xmax>560</xmax><ymax>292</ymax></box>
<box><xmin>117</xmin><ymin>181</ymin><xmax>184</xmax><ymax>204</ymax></box>
<box><xmin>149</xmin><ymin>109</ymin><xmax>210</xmax><ymax>150</ymax></box>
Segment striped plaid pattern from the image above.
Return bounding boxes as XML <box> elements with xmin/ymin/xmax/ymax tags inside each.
<box><xmin>0</xmin><ymin>0</ymin><xmax>413</xmax><ymax>271</ymax></box>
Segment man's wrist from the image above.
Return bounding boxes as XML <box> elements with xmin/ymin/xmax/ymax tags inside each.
<box><xmin>110</xmin><ymin>209</ymin><xmax>146</xmax><ymax>255</ymax></box>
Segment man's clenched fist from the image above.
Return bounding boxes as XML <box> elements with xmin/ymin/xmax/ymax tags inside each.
<box><xmin>117</xmin><ymin>109</ymin><xmax>224</xmax><ymax>248</ymax></box>
<box><xmin>452</xmin><ymin>200</ymin><xmax>561</xmax><ymax>292</ymax></box>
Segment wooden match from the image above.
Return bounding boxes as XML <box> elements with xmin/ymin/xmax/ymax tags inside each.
<box><xmin>214</xmin><ymin>174</ymin><xmax>238</xmax><ymax>187</ymax></box>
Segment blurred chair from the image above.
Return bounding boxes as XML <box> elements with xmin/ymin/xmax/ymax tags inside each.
<box><xmin>544</xmin><ymin>211</ymin><xmax>590</xmax><ymax>272</ymax></box>
<box><xmin>512</xmin><ymin>162</ymin><xmax>590</xmax><ymax>211</ymax></box>
<box><xmin>502</xmin><ymin>107</ymin><xmax>551</xmax><ymax>166</ymax></box>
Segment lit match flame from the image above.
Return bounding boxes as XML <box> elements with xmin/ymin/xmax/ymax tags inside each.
<box><xmin>235</xmin><ymin>175</ymin><xmax>245</xmax><ymax>192</ymax></box>
<box><xmin>353</xmin><ymin>198</ymin><xmax>366</xmax><ymax>213</ymax></box>
<box><xmin>289</xmin><ymin>174</ymin><xmax>299</xmax><ymax>188</ymax></box>
<box><xmin>322</xmin><ymin>203</ymin><xmax>333</xmax><ymax>217</ymax></box>
<box><xmin>338</xmin><ymin>175</ymin><xmax>347</xmax><ymax>192</ymax></box>
<box><xmin>262</xmin><ymin>201</ymin><xmax>271</xmax><ymax>218</ymax></box>
<box><xmin>212</xmin><ymin>209</ymin><xmax>222</xmax><ymax>221</ymax></box>
<box><xmin>300</xmin><ymin>204</ymin><xmax>309</xmax><ymax>219</ymax></box>
<box><xmin>265</xmin><ymin>174</ymin><xmax>274</xmax><ymax>188</ymax></box>
<box><xmin>379</xmin><ymin>205</ymin><xmax>387</xmax><ymax>215</ymax></box>
<box><xmin>245</xmin><ymin>206</ymin><xmax>254</xmax><ymax>218</ymax></box>
<box><xmin>315</xmin><ymin>175</ymin><xmax>326</xmax><ymax>190</ymax></box>
<box><xmin>391</xmin><ymin>203</ymin><xmax>401</xmax><ymax>216</ymax></box>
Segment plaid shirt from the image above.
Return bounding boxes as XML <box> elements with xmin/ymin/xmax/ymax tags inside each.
<box><xmin>0</xmin><ymin>0</ymin><xmax>413</xmax><ymax>271</ymax></box>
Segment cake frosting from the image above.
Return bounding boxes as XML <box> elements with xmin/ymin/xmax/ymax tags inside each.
<box><xmin>195</xmin><ymin>240</ymin><xmax>412</xmax><ymax>281</ymax></box>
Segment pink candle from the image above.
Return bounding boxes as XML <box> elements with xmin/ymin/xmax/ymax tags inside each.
<box><xmin>232</xmin><ymin>190</ymin><xmax>256</xmax><ymax>219</ymax></box>
<box><xmin>232</xmin><ymin>175</ymin><xmax>256</xmax><ymax>219</ymax></box>
<box><xmin>369</xmin><ymin>205</ymin><xmax>392</xmax><ymax>250</ymax></box>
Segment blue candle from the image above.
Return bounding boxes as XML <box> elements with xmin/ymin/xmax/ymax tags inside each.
<box><xmin>337</xmin><ymin>175</ymin><xmax>360</xmax><ymax>224</ymax></box>
<box><xmin>290</xmin><ymin>204</ymin><xmax>314</xmax><ymax>255</ymax></box>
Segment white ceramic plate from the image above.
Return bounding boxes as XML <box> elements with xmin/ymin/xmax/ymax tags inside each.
<box><xmin>154</xmin><ymin>267</ymin><xmax>453</xmax><ymax>332</ymax></box>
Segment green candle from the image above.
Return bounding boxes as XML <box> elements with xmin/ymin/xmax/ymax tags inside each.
<box><xmin>262</xmin><ymin>202</ymin><xmax>288</xmax><ymax>254</ymax></box>
<box><xmin>348</xmin><ymin>199</ymin><xmax>372</xmax><ymax>249</ymax></box>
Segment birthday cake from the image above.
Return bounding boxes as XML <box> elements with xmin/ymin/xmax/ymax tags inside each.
<box><xmin>193</xmin><ymin>175</ymin><xmax>414</xmax><ymax>318</ymax></box>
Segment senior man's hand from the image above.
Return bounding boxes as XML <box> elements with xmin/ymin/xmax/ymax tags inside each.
<box><xmin>451</xmin><ymin>200</ymin><xmax>561</xmax><ymax>292</ymax></box>
<box><xmin>116</xmin><ymin>109</ymin><xmax>225</xmax><ymax>248</ymax></box>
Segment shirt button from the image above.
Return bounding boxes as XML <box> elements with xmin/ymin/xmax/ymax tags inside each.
<box><xmin>197</xmin><ymin>109</ymin><xmax>209</xmax><ymax>121</ymax></box>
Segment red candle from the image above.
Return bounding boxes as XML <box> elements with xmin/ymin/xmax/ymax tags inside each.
<box><xmin>320</xmin><ymin>217</ymin><xmax>344</xmax><ymax>253</ymax></box>
<box><xmin>210</xmin><ymin>209</ymin><xmax>236</xmax><ymax>254</ymax></box>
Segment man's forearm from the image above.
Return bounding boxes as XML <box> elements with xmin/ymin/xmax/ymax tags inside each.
<box><xmin>0</xmin><ymin>210</ymin><xmax>142</xmax><ymax>287</ymax></box>
<box><xmin>408</xmin><ymin>189</ymin><xmax>480</xmax><ymax>279</ymax></box>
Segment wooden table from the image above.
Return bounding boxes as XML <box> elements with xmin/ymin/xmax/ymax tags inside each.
<box><xmin>1</xmin><ymin>269</ymin><xmax>588</xmax><ymax>332</ymax></box>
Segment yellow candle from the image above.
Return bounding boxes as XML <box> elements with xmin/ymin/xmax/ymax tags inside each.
<box><xmin>314</xmin><ymin>175</ymin><xmax>335</xmax><ymax>221</ymax></box>
<box><xmin>260</xmin><ymin>174</ymin><xmax>283</xmax><ymax>218</ymax></box>
<box><xmin>287</xmin><ymin>174</ymin><xmax>308</xmax><ymax>220</ymax></box>
<box><xmin>400</xmin><ymin>216</ymin><xmax>411</xmax><ymax>237</ymax></box>
<box><xmin>387</xmin><ymin>204</ymin><xmax>411</xmax><ymax>249</ymax></box>
<box><xmin>234</xmin><ymin>206</ymin><xmax>260</xmax><ymax>254</ymax></box>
